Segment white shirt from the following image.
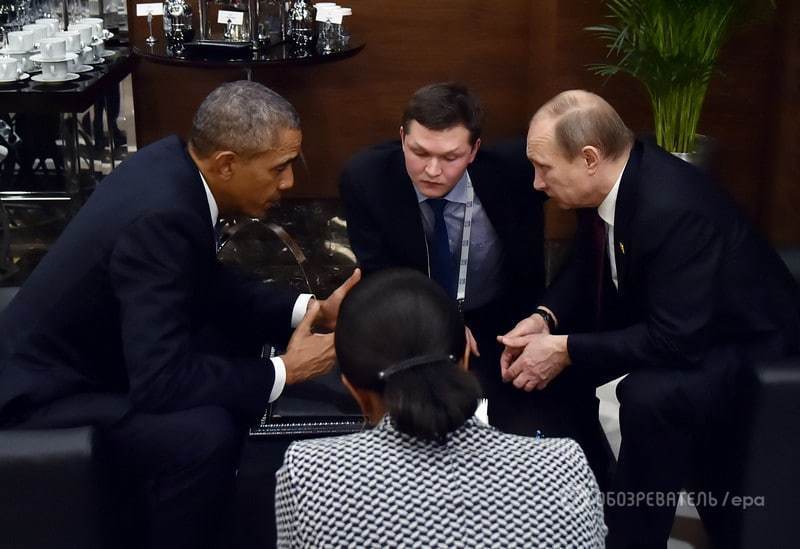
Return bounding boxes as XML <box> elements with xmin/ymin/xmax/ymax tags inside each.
<box><xmin>199</xmin><ymin>171</ymin><xmax>312</xmax><ymax>402</ymax></box>
<box><xmin>596</xmin><ymin>168</ymin><xmax>625</xmax><ymax>290</ymax></box>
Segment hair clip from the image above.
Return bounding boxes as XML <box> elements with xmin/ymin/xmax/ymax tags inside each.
<box><xmin>377</xmin><ymin>354</ymin><xmax>456</xmax><ymax>381</ymax></box>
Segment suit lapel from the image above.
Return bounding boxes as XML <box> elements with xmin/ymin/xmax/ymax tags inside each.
<box><xmin>613</xmin><ymin>140</ymin><xmax>644</xmax><ymax>296</ymax></box>
<box><xmin>178</xmin><ymin>140</ymin><xmax>218</xmax><ymax>256</ymax></box>
<box><xmin>467</xmin><ymin>152</ymin><xmax>507</xmax><ymax>240</ymax></box>
<box><xmin>387</xmin><ymin>148</ymin><xmax>429</xmax><ymax>272</ymax></box>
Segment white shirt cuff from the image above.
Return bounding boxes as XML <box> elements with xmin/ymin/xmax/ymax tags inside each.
<box><xmin>291</xmin><ymin>294</ymin><xmax>315</xmax><ymax>328</ymax></box>
<box><xmin>269</xmin><ymin>357</ymin><xmax>287</xmax><ymax>402</ymax></box>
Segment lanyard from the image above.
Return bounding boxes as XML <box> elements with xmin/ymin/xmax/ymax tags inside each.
<box><xmin>455</xmin><ymin>172</ymin><xmax>475</xmax><ymax>311</ymax></box>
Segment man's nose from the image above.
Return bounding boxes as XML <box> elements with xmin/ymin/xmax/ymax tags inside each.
<box><xmin>425</xmin><ymin>158</ymin><xmax>442</xmax><ymax>177</ymax></box>
<box><xmin>533</xmin><ymin>172</ymin><xmax>545</xmax><ymax>190</ymax></box>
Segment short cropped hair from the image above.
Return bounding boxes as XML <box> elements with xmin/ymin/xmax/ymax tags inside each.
<box><xmin>189</xmin><ymin>81</ymin><xmax>301</xmax><ymax>158</ymax></box>
<box><xmin>402</xmin><ymin>82</ymin><xmax>483</xmax><ymax>145</ymax></box>
<box><xmin>533</xmin><ymin>90</ymin><xmax>634</xmax><ymax>160</ymax></box>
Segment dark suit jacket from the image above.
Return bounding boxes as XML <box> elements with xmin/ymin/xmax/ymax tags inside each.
<box><xmin>0</xmin><ymin>136</ymin><xmax>298</xmax><ymax>427</ymax></box>
<box><xmin>542</xmin><ymin>140</ymin><xmax>800</xmax><ymax>375</ymax></box>
<box><xmin>339</xmin><ymin>139</ymin><xmax>546</xmax><ymax>334</ymax></box>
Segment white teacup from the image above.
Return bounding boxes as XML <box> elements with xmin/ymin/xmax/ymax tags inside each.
<box><xmin>35</xmin><ymin>18</ymin><xmax>60</xmax><ymax>36</ymax></box>
<box><xmin>91</xmin><ymin>40</ymin><xmax>105</xmax><ymax>58</ymax></box>
<box><xmin>39</xmin><ymin>37</ymin><xmax>67</xmax><ymax>60</ymax></box>
<box><xmin>2</xmin><ymin>50</ymin><xmax>32</xmax><ymax>72</ymax></box>
<box><xmin>22</xmin><ymin>24</ymin><xmax>49</xmax><ymax>46</ymax></box>
<box><xmin>0</xmin><ymin>58</ymin><xmax>21</xmax><ymax>80</ymax></box>
<box><xmin>55</xmin><ymin>31</ymin><xmax>82</xmax><ymax>53</ymax></box>
<box><xmin>40</xmin><ymin>59</ymin><xmax>69</xmax><ymax>80</ymax></box>
<box><xmin>7</xmin><ymin>31</ymin><xmax>35</xmax><ymax>52</ymax></box>
<box><xmin>81</xmin><ymin>18</ymin><xmax>105</xmax><ymax>39</ymax></box>
<box><xmin>68</xmin><ymin>24</ymin><xmax>94</xmax><ymax>49</ymax></box>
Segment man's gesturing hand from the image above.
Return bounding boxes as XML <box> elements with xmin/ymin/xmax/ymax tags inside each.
<box><xmin>498</xmin><ymin>333</ymin><xmax>570</xmax><ymax>392</ymax></box>
<box><xmin>315</xmin><ymin>268</ymin><xmax>361</xmax><ymax>332</ymax></box>
<box><xmin>496</xmin><ymin>313</ymin><xmax>550</xmax><ymax>371</ymax></box>
<box><xmin>282</xmin><ymin>300</ymin><xmax>335</xmax><ymax>385</ymax></box>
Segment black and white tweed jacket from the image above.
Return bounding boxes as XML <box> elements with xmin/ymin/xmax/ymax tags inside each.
<box><xmin>275</xmin><ymin>415</ymin><xmax>606</xmax><ymax>548</ymax></box>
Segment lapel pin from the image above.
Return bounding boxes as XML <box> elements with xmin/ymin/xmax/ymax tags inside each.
<box><xmin>619</xmin><ymin>242</ymin><xmax>625</xmax><ymax>254</ymax></box>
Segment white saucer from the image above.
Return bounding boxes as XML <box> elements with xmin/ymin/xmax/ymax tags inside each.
<box><xmin>30</xmin><ymin>52</ymin><xmax>79</xmax><ymax>63</ymax></box>
<box><xmin>99</xmin><ymin>50</ymin><xmax>116</xmax><ymax>58</ymax></box>
<box><xmin>0</xmin><ymin>47</ymin><xmax>30</xmax><ymax>55</ymax></box>
<box><xmin>86</xmin><ymin>57</ymin><xmax>105</xmax><ymax>65</ymax></box>
<box><xmin>31</xmin><ymin>72</ymin><xmax>80</xmax><ymax>84</ymax></box>
<box><xmin>0</xmin><ymin>73</ymin><xmax>31</xmax><ymax>84</ymax></box>
<box><xmin>73</xmin><ymin>64</ymin><xmax>93</xmax><ymax>73</ymax></box>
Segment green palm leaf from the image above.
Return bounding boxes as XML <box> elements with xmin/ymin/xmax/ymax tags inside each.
<box><xmin>586</xmin><ymin>0</ymin><xmax>746</xmax><ymax>152</ymax></box>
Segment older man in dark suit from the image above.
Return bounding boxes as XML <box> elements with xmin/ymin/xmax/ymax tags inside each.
<box><xmin>340</xmin><ymin>83</ymin><xmax>613</xmax><ymax>485</ymax></box>
<box><xmin>500</xmin><ymin>90</ymin><xmax>800</xmax><ymax>548</ymax></box>
<box><xmin>0</xmin><ymin>81</ymin><xmax>359</xmax><ymax>549</ymax></box>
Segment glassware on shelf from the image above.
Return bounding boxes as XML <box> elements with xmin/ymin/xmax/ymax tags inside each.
<box><xmin>287</xmin><ymin>0</ymin><xmax>313</xmax><ymax>49</ymax></box>
<box><xmin>162</xmin><ymin>0</ymin><xmax>193</xmax><ymax>50</ymax></box>
<box><xmin>254</xmin><ymin>0</ymin><xmax>284</xmax><ymax>49</ymax></box>
<box><xmin>315</xmin><ymin>4</ymin><xmax>350</xmax><ymax>54</ymax></box>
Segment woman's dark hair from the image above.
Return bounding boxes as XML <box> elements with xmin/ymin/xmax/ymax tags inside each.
<box><xmin>336</xmin><ymin>269</ymin><xmax>482</xmax><ymax>442</ymax></box>
<box><xmin>401</xmin><ymin>82</ymin><xmax>483</xmax><ymax>145</ymax></box>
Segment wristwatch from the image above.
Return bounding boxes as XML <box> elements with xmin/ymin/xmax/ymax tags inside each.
<box><xmin>532</xmin><ymin>308</ymin><xmax>556</xmax><ymax>333</ymax></box>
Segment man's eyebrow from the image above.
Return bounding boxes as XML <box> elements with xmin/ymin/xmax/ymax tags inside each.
<box><xmin>275</xmin><ymin>154</ymin><xmax>298</xmax><ymax>167</ymax></box>
<box><xmin>410</xmin><ymin>143</ymin><xmax>465</xmax><ymax>156</ymax></box>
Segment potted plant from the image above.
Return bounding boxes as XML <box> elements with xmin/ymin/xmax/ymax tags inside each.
<box><xmin>586</xmin><ymin>0</ymin><xmax>771</xmax><ymax>162</ymax></box>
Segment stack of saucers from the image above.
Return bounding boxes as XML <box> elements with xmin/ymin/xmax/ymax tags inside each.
<box><xmin>68</xmin><ymin>23</ymin><xmax>103</xmax><ymax>65</ymax></box>
<box><xmin>0</xmin><ymin>31</ymin><xmax>36</xmax><ymax>73</ymax></box>
<box><xmin>35</xmin><ymin>17</ymin><xmax>62</xmax><ymax>37</ymax></box>
<box><xmin>22</xmin><ymin>23</ymin><xmax>50</xmax><ymax>48</ymax></box>
<box><xmin>75</xmin><ymin>17</ymin><xmax>116</xmax><ymax>63</ymax></box>
<box><xmin>30</xmin><ymin>37</ymin><xmax>79</xmax><ymax>84</ymax></box>
<box><xmin>0</xmin><ymin>57</ymin><xmax>30</xmax><ymax>85</ymax></box>
<box><xmin>55</xmin><ymin>30</ymin><xmax>93</xmax><ymax>73</ymax></box>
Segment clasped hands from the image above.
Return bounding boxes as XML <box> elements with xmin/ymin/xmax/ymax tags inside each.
<box><xmin>496</xmin><ymin>312</ymin><xmax>571</xmax><ymax>392</ymax></box>
<box><xmin>283</xmin><ymin>268</ymin><xmax>361</xmax><ymax>385</ymax></box>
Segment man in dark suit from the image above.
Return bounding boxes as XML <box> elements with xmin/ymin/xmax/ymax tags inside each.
<box><xmin>340</xmin><ymin>83</ymin><xmax>612</xmax><ymax>485</ymax></box>
<box><xmin>500</xmin><ymin>90</ymin><xmax>800</xmax><ymax>547</ymax></box>
<box><xmin>0</xmin><ymin>81</ymin><xmax>359</xmax><ymax>549</ymax></box>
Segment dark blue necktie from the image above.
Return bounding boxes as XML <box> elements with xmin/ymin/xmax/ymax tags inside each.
<box><xmin>426</xmin><ymin>198</ymin><xmax>456</xmax><ymax>298</ymax></box>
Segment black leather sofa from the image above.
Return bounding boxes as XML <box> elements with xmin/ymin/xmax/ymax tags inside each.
<box><xmin>0</xmin><ymin>287</ymin><xmax>120</xmax><ymax>549</ymax></box>
<box><xmin>0</xmin><ymin>246</ymin><xmax>798</xmax><ymax>549</ymax></box>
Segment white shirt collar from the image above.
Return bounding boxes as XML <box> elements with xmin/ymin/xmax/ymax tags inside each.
<box><xmin>198</xmin><ymin>170</ymin><xmax>219</xmax><ymax>227</ymax></box>
<box><xmin>414</xmin><ymin>169</ymin><xmax>470</xmax><ymax>204</ymax></box>
<box><xmin>597</xmin><ymin>166</ymin><xmax>625</xmax><ymax>227</ymax></box>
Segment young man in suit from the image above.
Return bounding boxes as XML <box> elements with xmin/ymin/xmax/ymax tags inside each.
<box><xmin>500</xmin><ymin>89</ymin><xmax>800</xmax><ymax>547</ymax></box>
<box><xmin>340</xmin><ymin>83</ymin><xmax>613</xmax><ymax>486</ymax></box>
<box><xmin>0</xmin><ymin>81</ymin><xmax>359</xmax><ymax>549</ymax></box>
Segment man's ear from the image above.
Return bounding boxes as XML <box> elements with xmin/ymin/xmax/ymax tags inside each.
<box><xmin>212</xmin><ymin>151</ymin><xmax>237</xmax><ymax>181</ymax></box>
<box><xmin>581</xmin><ymin>146</ymin><xmax>601</xmax><ymax>175</ymax></box>
<box><xmin>399</xmin><ymin>125</ymin><xmax>406</xmax><ymax>144</ymax></box>
<box><xmin>468</xmin><ymin>137</ymin><xmax>481</xmax><ymax>164</ymax></box>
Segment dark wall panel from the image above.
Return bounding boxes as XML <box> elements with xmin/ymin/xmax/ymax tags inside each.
<box><xmin>128</xmin><ymin>0</ymin><xmax>534</xmax><ymax>198</ymax></box>
<box><xmin>127</xmin><ymin>0</ymin><xmax>798</xmax><ymax>243</ymax></box>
